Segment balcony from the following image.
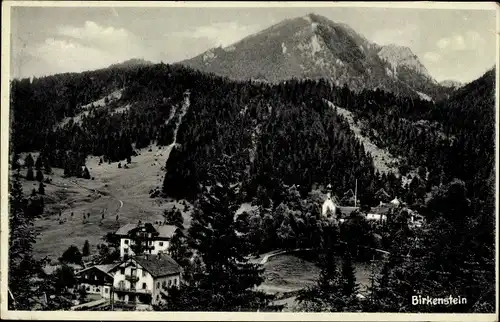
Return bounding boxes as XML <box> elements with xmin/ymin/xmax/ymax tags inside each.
<box><xmin>113</xmin><ymin>286</ymin><xmax>151</xmax><ymax>294</ymax></box>
<box><xmin>125</xmin><ymin>275</ymin><xmax>139</xmax><ymax>282</ymax></box>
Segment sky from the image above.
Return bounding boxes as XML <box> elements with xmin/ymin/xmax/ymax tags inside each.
<box><xmin>9</xmin><ymin>4</ymin><xmax>498</xmax><ymax>83</ymax></box>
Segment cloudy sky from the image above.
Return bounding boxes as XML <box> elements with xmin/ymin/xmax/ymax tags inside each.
<box><xmin>9</xmin><ymin>3</ymin><xmax>497</xmax><ymax>83</ymax></box>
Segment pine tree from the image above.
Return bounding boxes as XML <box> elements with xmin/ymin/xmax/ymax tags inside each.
<box><xmin>341</xmin><ymin>250</ymin><xmax>358</xmax><ymax>297</ymax></box>
<box><xmin>159</xmin><ymin>161</ymin><xmax>271</xmax><ymax>311</ymax></box>
<box><xmin>59</xmin><ymin>245</ymin><xmax>83</xmax><ymax>265</ymax></box>
<box><xmin>8</xmin><ymin>170</ymin><xmax>47</xmax><ymax>309</ymax></box>
<box><xmin>26</xmin><ymin>166</ymin><xmax>34</xmax><ymax>180</ymax></box>
<box><xmin>36</xmin><ymin>169</ymin><xmax>44</xmax><ymax>182</ymax></box>
<box><xmin>24</xmin><ymin>153</ymin><xmax>34</xmax><ymax>168</ymax></box>
<box><xmin>168</xmin><ymin>228</ymin><xmax>193</xmax><ymax>280</ymax></box>
<box><xmin>297</xmin><ymin>221</ymin><xmax>360</xmax><ymax>312</ymax></box>
<box><xmin>35</xmin><ymin>155</ymin><xmax>43</xmax><ymax>170</ymax></box>
<box><xmin>44</xmin><ymin>160</ymin><xmax>52</xmax><ymax>175</ymax></box>
<box><xmin>163</xmin><ymin>208</ymin><xmax>184</xmax><ymax>228</ymax></box>
<box><xmin>82</xmin><ymin>240</ymin><xmax>90</xmax><ymax>257</ymax></box>
<box><xmin>38</xmin><ymin>182</ymin><xmax>45</xmax><ymax>195</ymax></box>
<box><xmin>43</xmin><ymin>265</ymin><xmax>76</xmax><ymax>310</ymax></box>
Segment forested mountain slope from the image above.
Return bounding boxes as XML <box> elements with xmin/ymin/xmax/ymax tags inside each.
<box><xmin>10</xmin><ymin>64</ymin><xmax>495</xmax><ymax>209</ymax></box>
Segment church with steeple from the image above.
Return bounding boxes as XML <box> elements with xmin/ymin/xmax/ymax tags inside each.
<box><xmin>321</xmin><ymin>184</ymin><xmax>337</xmax><ymax>218</ymax></box>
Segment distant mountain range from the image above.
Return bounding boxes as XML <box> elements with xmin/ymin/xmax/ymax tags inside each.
<box><xmin>179</xmin><ymin>13</ymin><xmax>455</xmax><ymax>100</ymax></box>
<box><xmin>439</xmin><ymin>80</ymin><xmax>464</xmax><ymax>89</ymax></box>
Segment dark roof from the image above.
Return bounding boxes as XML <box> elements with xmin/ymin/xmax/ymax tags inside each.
<box><xmin>337</xmin><ymin>206</ymin><xmax>359</xmax><ymax>217</ymax></box>
<box><xmin>133</xmin><ymin>254</ymin><xmax>182</xmax><ymax>278</ymax></box>
<box><xmin>114</xmin><ymin>223</ymin><xmax>178</xmax><ymax>239</ymax></box>
<box><xmin>115</xmin><ymin>223</ymin><xmax>137</xmax><ymax>236</ymax></box>
<box><xmin>76</xmin><ymin>263</ymin><xmax>118</xmax><ymax>277</ymax></box>
<box><xmin>154</xmin><ymin>224</ymin><xmax>178</xmax><ymax>238</ymax></box>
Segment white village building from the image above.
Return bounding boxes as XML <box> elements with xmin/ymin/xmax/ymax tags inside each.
<box><xmin>75</xmin><ymin>253</ymin><xmax>182</xmax><ymax>310</ymax></box>
<box><xmin>115</xmin><ymin>222</ymin><xmax>178</xmax><ymax>259</ymax></box>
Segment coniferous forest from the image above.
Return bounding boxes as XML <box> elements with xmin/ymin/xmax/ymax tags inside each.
<box><xmin>8</xmin><ymin>61</ymin><xmax>496</xmax><ymax>312</ymax></box>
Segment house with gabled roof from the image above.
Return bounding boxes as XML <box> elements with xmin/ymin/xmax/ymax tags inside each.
<box><xmin>109</xmin><ymin>254</ymin><xmax>182</xmax><ymax>308</ymax></box>
<box><xmin>115</xmin><ymin>222</ymin><xmax>179</xmax><ymax>259</ymax></box>
<box><xmin>75</xmin><ymin>263</ymin><xmax>118</xmax><ymax>299</ymax></box>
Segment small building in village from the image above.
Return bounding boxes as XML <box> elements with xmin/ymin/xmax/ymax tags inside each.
<box><xmin>321</xmin><ymin>191</ymin><xmax>337</xmax><ymax>218</ymax></box>
<box><xmin>109</xmin><ymin>253</ymin><xmax>182</xmax><ymax>308</ymax></box>
<box><xmin>75</xmin><ymin>264</ymin><xmax>117</xmax><ymax>299</ymax></box>
<box><xmin>115</xmin><ymin>222</ymin><xmax>178</xmax><ymax>259</ymax></box>
<box><xmin>74</xmin><ymin>253</ymin><xmax>182</xmax><ymax>310</ymax></box>
<box><xmin>320</xmin><ymin>184</ymin><xmax>417</xmax><ymax>224</ymax></box>
<box><xmin>321</xmin><ymin>184</ymin><xmax>360</xmax><ymax>222</ymax></box>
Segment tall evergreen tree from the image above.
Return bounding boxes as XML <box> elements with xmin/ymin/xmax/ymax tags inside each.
<box><xmin>43</xmin><ymin>155</ymin><xmax>52</xmax><ymax>174</ymax></box>
<box><xmin>24</xmin><ymin>153</ymin><xmax>34</xmax><ymax>168</ymax></box>
<box><xmin>38</xmin><ymin>182</ymin><xmax>45</xmax><ymax>195</ymax></box>
<box><xmin>35</xmin><ymin>169</ymin><xmax>44</xmax><ymax>182</ymax></box>
<box><xmin>341</xmin><ymin>250</ymin><xmax>359</xmax><ymax>298</ymax></box>
<box><xmin>26</xmin><ymin>166</ymin><xmax>34</xmax><ymax>181</ymax></box>
<box><xmin>35</xmin><ymin>155</ymin><xmax>43</xmax><ymax>170</ymax></box>
<box><xmin>82</xmin><ymin>240</ymin><xmax>90</xmax><ymax>257</ymax></box>
<box><xmin>159</xmin><ymin>160</ymin><xmax>272</xmax><ymax>311</ymax></box>
<box><xmin>8</xmin><ymin>170</ymin><xmax>47</xmax><ymax>310</ymax></box>
<box><xmin>163</xmin><ymin>207</ymin><xmax>184</xmax><ymax>228</ymax></box>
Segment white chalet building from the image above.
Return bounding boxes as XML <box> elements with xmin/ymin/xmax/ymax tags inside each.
<box><xmin>115</xmin><ymin>222</ymin><xmax>178</xmax><ymax>259</ymax></box>
<box><xmin>109</xmin><ymin>254</ymin><xmax>182</xmax><ymax>308</ymax></box>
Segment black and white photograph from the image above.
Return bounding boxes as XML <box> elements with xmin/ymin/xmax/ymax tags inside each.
<box><xmin>1</xmin><ymin>1</ymin><xmax>498</xmax><ymax>320</ymax></box>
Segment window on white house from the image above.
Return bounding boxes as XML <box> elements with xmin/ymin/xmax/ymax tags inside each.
<box><xmin>159</xmin><ymin>242</ymin><xmax>163</xmax><ymax>246</ymax></box>
<box><xmin>105</xmin><ymin>288</ymin><xmax>109</xmax><ymax>294</ymax></box>
<box><xmin>125</xmin><ymin>239</ymin><xmax>129</xmax><ymax>245</ymax></box>
<box><xmin>142</xmin><ymin>270</ymin><xmax>146</xmax><ymax>277</ymax></box>
<box><xmin>162</xmin><ymin>281</ymin><xmax>166</xmax><ymax>288</ymax></box>
<box><xmin>120</xmin><ymin>268</ymin><xmax>125</xmax><ymax>275</ymax></box>
<box><xmin>142</xmin><ymin>283</ymin><xmax>147</xmax><ymax>289</ymax></box>
<box><xmin>168</xmin><ymin>280</ymin><xmax>172</xmax><ymax>287</ymax></box>
<box><xmin>157</xmin><ymin>282</ymin><xmax>160</xmax><ymax>288</ymax></box>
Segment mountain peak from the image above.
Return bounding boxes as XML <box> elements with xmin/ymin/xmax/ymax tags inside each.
<box><xmin>180</xmin><ymin>15</ymin><xmax>441</xmax><ymax>98</ymax></box>
<box><xmin>439</xmin><ymin>79</ymin><xmax>464</xmax><ymax>89</ymax></box>
<box><xmin>377</xmin><ymin>44</ymin><xmax>431</xmax><ymax>78</ymax></box>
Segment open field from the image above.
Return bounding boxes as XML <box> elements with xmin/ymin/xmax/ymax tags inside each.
<box><xmin>14</xmin><ymin>144</ymin><xmax>193</xmax><ymax>261</ymax></box>
<box><xmin>260</xmin><ymin>252</ymin><xmax>382</xmax><ymax>310</ymax></box>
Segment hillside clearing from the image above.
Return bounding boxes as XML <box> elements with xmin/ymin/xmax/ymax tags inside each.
<box><xmin>14</xmin><ymin>143</ymin><xmax>193</xmax><ymax>261</ymax></box>
<box><xmin>325</xmin><ymin>100</ymin><xmax>400</xmax><ymax>175</ymax></box>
